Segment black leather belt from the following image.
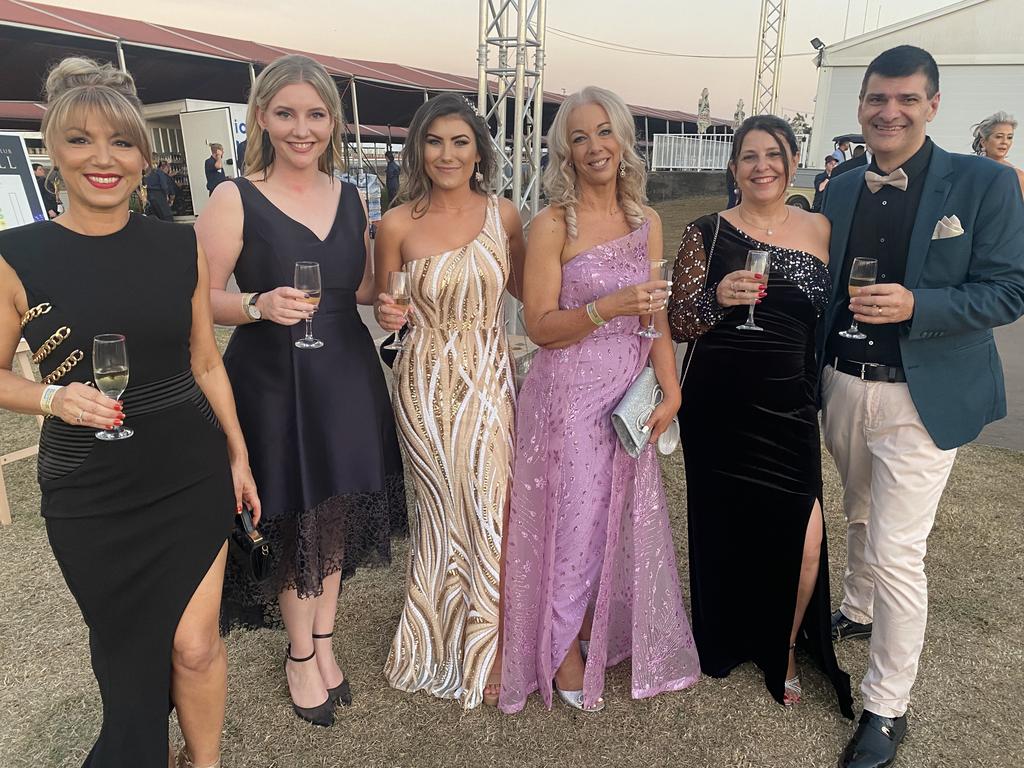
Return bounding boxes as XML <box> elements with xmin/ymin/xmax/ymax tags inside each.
<box><xmin>831</xmin><ymin>358</ymin><xmax>907</xmax><ymax>383</ymax></box>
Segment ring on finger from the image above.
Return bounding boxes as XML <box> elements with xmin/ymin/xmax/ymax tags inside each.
<box><xmin>76</xmin><ymin>408</ymin><xmax>85</xmax><ymax>424</ymax></box>
<box><xmin>877</xmin><ymin>306</ymin><xmax>883</xmax><ymax>316</ymax></box>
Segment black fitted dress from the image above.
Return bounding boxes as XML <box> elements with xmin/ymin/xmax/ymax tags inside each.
<box><xmin>220</xmin><ymin>178</ymin><xmax>405</xmax><ymax>628</ymax></box>
<box><xmin>669</xmin><ymin>214</ymin><xmax>853</xmax><ymax>717</ymax></box>
<box><xmin>1</xmin><ymin>215</ymin><xmax>235</xmax><ymax>766</ymax></box>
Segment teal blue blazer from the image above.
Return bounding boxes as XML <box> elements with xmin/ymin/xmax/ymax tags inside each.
<box><xmin>818</xmin><ymin>145</ymin><xmax>1024</xmax><ymax>450</ymax></box>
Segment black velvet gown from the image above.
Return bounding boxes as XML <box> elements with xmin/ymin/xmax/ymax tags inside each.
<box><xmin>1</xmin><ymin>214</ymin><xmax>236</xmax><ymax>766</ymax></box>
<box><xmin>669</xmin><ymin>214</ymin><xmax>853</xmax><ymax>717</ymax></box>
<box><xmin>220</xmin><ymin>178</ymin><xmax>406</xmax><ymax>628</ymax></box>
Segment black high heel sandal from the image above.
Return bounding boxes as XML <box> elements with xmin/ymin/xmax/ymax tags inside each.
<box><xmin>285</xmin><ymin>644</ymin><xmax>335</xmax><ymax>726</ymax></box>
<box><xmin>312</xmin><ymin>632</ymin><xmax>352</xmax><ymax>706</ymax></box>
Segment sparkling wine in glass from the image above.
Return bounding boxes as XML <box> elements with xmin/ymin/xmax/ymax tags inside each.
<box><xmin>737</xmin><ymin>250</ymin><xmax>771</xmax><ymax>331</ymax></box>
<box><xmin>93</xmin><ymin>333</ymin><xmax>133</xmax><ymax>441</ymax></box>
<box><xmin>839</xmin><ymin>257</ymin><xmax>878</xmax><ymax>340</ymax></box>
<box><xmin>637</xmin><ymin>259</ymin><xmax>671</xmax><ymax>339</ymax></box>
<box><xmin>294</xmin><ymin>261</ymin><xmax>324</xmax><ymax>349</ymax></box>
<box><xmin>382</xmin><ymin>271</ymin><xmax>411</xmax><ymax>352</ymax></box>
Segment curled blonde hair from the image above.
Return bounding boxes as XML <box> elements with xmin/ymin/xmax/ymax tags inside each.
<box><xmin>244</xmin><ymin>55</ymin><xmax>345</xmax><ymax>178</ymax></box>
<box><xmin>543</xmin><ymin>86</ymin><xmax>647</xmax><ymax>240</ymax></box>
<box><xmin>41</xmin><ymin>57</ymin><xmax>151</xmax><ymax>166</ymax></box>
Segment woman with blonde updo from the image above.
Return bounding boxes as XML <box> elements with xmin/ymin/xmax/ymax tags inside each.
<box><xmin>0</xmin><ymin>57</ymin><xmax>259</xmax><ymax>767</ymax></box>
<box><xmin>972</xmin><ymin>111</ymin><xmax>1024</xmax><ymax>196</ymax></box>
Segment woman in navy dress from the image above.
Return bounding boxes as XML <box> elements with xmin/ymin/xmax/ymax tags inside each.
<box><xmin>198</xmin><ymin>54</ymin><xmax>405</xmax><ymax>728</ymax></box>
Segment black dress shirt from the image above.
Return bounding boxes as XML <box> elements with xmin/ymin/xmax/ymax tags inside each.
<box><xmin>826</xmin><ymin>137</ymin><xmax>934</xmax><ymax>367</ymax></box>
<box><xmin>812</xmin><ymin>171</ymin><xmax>830</xmax><ymax>211</ymax></box>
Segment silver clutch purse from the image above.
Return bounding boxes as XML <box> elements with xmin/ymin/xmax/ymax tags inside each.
<box><xmin>611</xmin><ymin>366</ymin><xmax>663</xmax><ymax>459</ymax></box>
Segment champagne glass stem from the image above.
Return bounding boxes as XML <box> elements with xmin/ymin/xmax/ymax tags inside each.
<box><xmin>746</xmin><ymin>305</ymin><xmax>756</xmax><ymax>326</ymax></box>
<box><xmin>305</xmin><ymin>316</ymin><xmax>314</xmax><ymax>342</ymax></box>
<box><xmin>850</xmin><ymin>318</ymin><xmax>860</xmax><ymax>335</ymax></box>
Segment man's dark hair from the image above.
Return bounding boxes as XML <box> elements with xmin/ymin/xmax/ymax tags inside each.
<box><xmin>825</xmin><ymin>155</ymin><xmax>838</xmax><ymax>165</ymax></box>
<box><xmin>158</xmin><ymin>160</ymin><xmax>170</xmax><ymax>169</ymax></box>
<box><xmin>860</xmin><ymin>45</ymin><xmax>939</xmax><ymax>99</ymax></box>
<box><xmin>32</xmin><ymin>163</ymin><xmax>44</xmax><ymax>171</ymax></box>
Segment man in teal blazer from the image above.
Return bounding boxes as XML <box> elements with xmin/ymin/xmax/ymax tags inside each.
<box><xmin>818</xmin><ymin>46</ymin><xmax>1024</xmax><ymax>768</ymax></box>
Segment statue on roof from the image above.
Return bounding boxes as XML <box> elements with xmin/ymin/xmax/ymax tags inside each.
<box><xmin>734</xmin><ymin>99</ymin><xmax>746</xmax><ymax>129</ymax></box>
<box><xmin>697</xmin><ymin>88</ymin><xmax>711</xmax><ymax>134</ymax></box>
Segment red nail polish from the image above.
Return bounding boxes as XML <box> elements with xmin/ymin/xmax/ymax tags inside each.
<box><xmin>758</xmin><ymin>292</ymin><xmax>767</xmax><ymax>298</ymax></box>
<box><xmin>756</xmin><ymin>299</ymin><xmax>762</xmax><ymax>304</ymax></box>
<box><xmin>114</xmin><ymin>404</ymin><xmax>122</xmax><ymax>411</ymax></box>
<box><xmin>758</xmin><ymin>285</ymin><xmax>765</xmax><ymax>290</ymax></box>
<box><xmin>755</xmin><ymin>273</ymin><xmax>764</xmax><ymax>280</ymax></box>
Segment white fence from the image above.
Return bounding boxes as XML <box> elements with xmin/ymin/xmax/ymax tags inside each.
<box><xmin>652</xmin><ymin>133</ymin><xmax>811</xmax><ymax>170</ymax></box>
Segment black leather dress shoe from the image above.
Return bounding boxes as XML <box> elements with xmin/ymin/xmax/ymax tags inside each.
<box><xmin>838</xmin><ymin>710</ymin><xmax>907</xmax><ymax>768</ymax></box>
<box><xmin>832</xmin><ymin>610</ymin><xmax>873</xmax><ymax>641</ymax></box>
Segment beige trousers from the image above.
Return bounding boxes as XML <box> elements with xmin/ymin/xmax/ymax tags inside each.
<box><xmin>821</xmin><ymin>365</ymin><xmax>957</xmax><ymax>718</ymax></box>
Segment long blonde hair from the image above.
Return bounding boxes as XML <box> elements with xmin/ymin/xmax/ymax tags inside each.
<box><xmin>543</xmin><ymin>86</ymin><xmax>647</xmax><ymax>240</ymax></box>
<box><xmin>244</xmin><ymin>55</ymin><xmax>345</xmax><ymax>178</ymax></box>
<box><xmin>41</xmin><ymin>57</ymin><xmax>151</xmax><ymax>170</ymax></box>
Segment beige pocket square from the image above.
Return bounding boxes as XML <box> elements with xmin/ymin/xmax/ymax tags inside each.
<box><xmin>931</xmin><ymin>215</ymin><xmax>964</xmax><ymax>240</ymax></box>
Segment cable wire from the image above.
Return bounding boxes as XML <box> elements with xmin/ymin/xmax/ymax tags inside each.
<box><xmin>548</xmin><ymin>26</ymin><xmax>815</xmax><ymax>60</ymax></box>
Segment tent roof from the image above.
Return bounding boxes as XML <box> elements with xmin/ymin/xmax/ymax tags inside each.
<box><xmin>0</xmin><ymin>0</ymin><xmax>730</xmax><ymax>126</ymax></box>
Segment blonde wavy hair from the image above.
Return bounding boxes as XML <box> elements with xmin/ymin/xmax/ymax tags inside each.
<box><xmin>41</xmin><ymin>57</ymin><xmax>151</xmax><ymax>170</ymax></box>
<box><xmin>244</xmin><ymin>55</ymin><xmax>346</xmax><ymax>179</ymax></box>
<box><xmin>543</xmin><ymin>86</ymin><xmax>647</xmax><ymax>240</ymax></box>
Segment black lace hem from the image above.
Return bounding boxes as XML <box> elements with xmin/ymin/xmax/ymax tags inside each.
<box><xmin>220</xmin><ymin>471</ymin><xmax>408</xmax><ymax>632</ymax></box>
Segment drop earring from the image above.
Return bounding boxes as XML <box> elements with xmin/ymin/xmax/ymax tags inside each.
<box><xmin>474</xmin><ymin>162</ymin><xmax>484</xmax><ymax>184</ymax></box>
<box><xmin>619</xmin><ymin>160</ymin><xmax>626</xmax><ymax>178</ymax></box>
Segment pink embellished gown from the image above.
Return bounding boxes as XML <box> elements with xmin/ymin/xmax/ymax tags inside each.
<box><xmin>499</xmin><ymin>220</ymin><xmax>701</xmax><ymax>713</ymax></box>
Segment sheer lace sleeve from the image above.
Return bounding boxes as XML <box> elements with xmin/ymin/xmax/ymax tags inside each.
<box><xmin>669</xmin><ymin>222</ymin><xmax>727</xmax><ymax>342</ymax></box>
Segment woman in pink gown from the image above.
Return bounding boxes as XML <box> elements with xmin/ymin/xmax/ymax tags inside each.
<box><xmin>499</xmin><ymin>86</ymin><xmax>701</xmax><ymax>714</ymax></box>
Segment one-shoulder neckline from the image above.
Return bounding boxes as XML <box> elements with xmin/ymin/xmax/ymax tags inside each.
<box><xmin>719</xmin><ymin>216</ymin><xmax>828</xmax><ymax>267</ymax></box>
<box><xmin>238</xmin><ymin>177</ymin><xmax>344</xmax><ymax>244</ymax></box>
<box><xmin>403</xmin><ymin>195</ymin><xmax>496</xmax><ymax>266</ymax></box>
<box><xmin>563</xmin><ymin>219</ymin><xmax>649</xmax><ymax>266</ymax></box>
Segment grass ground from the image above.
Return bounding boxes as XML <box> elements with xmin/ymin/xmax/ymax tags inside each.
<box><xmin>1</xmin><ymin>195</ymin><xmax>1021</xmax><ymax>767</ymax></box>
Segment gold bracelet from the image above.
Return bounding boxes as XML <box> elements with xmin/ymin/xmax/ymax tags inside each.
<box><xmin>586</xmin><ymin>301</ymin><xmax>607</xmax><ymax>327</ymax></box>
<box><xmin>39</xmin><ymin>384</ymin><xmax>63</xmax><ymax>416</ymax></box>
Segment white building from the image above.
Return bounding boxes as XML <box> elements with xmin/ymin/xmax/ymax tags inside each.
<box><xmin>808</xmin><ymin>0</ymin><xmax>1024</xmax><ymax>167</ymax></box>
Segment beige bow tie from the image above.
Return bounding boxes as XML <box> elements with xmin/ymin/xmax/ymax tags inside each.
<box><xmin>864</xmin><ymin>168</ymin><xmax>909</xmax><ymax>193</ymax></box>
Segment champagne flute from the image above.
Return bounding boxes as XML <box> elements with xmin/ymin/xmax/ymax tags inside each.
<box><xmin>839</xmin><ymin>257</ymin><xmax>878</xmax><ymax>340</ymax></box>
<box><xmin>382</xmin><ymin>271</ymin><xmax>411</xmax><ymax>351</ymax></box>
<box><xmin>294</xmin><ymin>261</ymin><xmax>324</xmax><ymax>349</ymax></box>
<box><xmin>637</xmin><ymin>259</ymin><xmax>671</xmax><ymax>339</ymax></box>
<box><xmin>93</xmin><ymin>334</ymin><xmax>133</xmax><ymax>441</ymax></box>
<box><xmin>737</xmin><ymin>249</ymin><xmax>771</xmax><ymax>332</ymax></box>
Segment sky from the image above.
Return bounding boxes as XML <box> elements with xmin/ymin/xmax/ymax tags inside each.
<box><xmin>40</xmin><ymin>0</ymin><xmax>958</xmax><ymax>120</ymax></box>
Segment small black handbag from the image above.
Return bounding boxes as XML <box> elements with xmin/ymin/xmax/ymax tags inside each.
<box><xmin>229</xmin><ymin>506</ymin><xmax>273</xmax><ymax>583</ymax></box>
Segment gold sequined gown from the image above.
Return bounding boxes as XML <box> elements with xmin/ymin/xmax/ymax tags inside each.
<box><xmin>384</xmin><ymin>195</ymin><xmax>515</xmax><ymax>709</ymax></box>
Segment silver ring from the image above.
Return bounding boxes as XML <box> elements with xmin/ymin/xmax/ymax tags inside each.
<box><xmin>76</xmin><ymin>409</ymin><xmax>84</xmax><ymax>424</ymax></box>
<box><xmin>877</xmin><ymin>306</ymin><xmax>883</xmax><ymax>316</ymax></box>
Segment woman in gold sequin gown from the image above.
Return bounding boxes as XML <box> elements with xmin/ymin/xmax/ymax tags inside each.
<box><xmin>374</xmin><ymin>94</ymin><xmax>526</xmax><ymax>709</ymax></box>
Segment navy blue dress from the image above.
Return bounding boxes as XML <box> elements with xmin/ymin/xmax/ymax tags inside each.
<box><xmin>220</xmin><ymin>178</ymin><xmax>406</xmax><ymax>628</ymax></box>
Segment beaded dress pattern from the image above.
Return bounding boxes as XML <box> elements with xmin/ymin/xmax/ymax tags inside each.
<box><xmin>384</xmin><ymin>195</ymin><xmax>516</xmax><ymax>709</ymax></box>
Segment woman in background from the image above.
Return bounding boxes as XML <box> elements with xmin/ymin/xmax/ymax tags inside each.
<box><xmin>972</xmin><ymin>111</ymin><xmax>1024</xmax><ymax>196</ymax></box>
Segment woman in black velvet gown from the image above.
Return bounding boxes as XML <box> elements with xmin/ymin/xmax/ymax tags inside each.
<box><xmin>0</xmin><ymin>58</ymin><xmax>259</xmax><ymax>767</ymax></box>
<box><xmin>197</xmin><ymin>55</ymin><xmax>405</xmax><ymax>728</ymax></box>
<box><xmin>669</xmin><ymin>116</ymin><xmax>852</xmax><ymax>717</ymax></box>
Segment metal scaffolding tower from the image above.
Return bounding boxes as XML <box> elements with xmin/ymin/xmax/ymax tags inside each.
<box><xmin>752</xmin><ymin>0</ymin><xmax>788</xmax><ymax>115</ymax></box>
<box><xmin>476</xmin><ymin>0</ymin><xmax>547</xmax><ymax>217</ymax></box>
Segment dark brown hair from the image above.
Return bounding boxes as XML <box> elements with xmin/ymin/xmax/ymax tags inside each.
<box><xmin>729</xmin><ymin>115</ymin><xmax>800</xmax><ymax>186</ymax></box>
